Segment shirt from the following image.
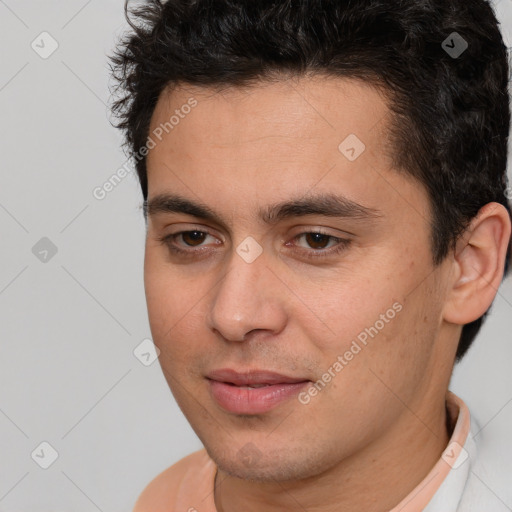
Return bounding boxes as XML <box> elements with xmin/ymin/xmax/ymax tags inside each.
<box><xmin>133</xmin><ymin>390</ymin><xmax>512</xmax><ymax>511</ymax></box>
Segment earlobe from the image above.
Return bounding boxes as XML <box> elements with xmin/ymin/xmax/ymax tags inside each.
<box><xmin>443</xmin><ymin>202</ymin><xmax>511</xmax><ymax>326</ymax></box>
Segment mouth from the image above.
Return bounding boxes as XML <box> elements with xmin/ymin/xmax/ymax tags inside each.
<box><xmin>206</xmin><ymin>368</ymin><xmax>311</xmax><ymax>414</ymax></box>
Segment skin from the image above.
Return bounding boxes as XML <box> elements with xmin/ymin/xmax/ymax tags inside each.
<box><xmin>141</xmin><ymin>74</ymin><xmax>511</xmax><ymax>511</ymax></box>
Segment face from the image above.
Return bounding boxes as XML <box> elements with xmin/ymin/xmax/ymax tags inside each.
<box><xmin>143</xmin><ymin>75</ymin><xmax>456</xmax><ymax>482</ymax></box>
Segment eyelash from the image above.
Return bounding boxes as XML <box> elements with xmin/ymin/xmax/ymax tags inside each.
<box><xmin>156</xmin><ymin>230</ymin><xmax>352</xmax><ymax>260</ymax></box>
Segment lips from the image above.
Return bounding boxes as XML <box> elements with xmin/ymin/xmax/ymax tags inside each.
<box><xmin>207</xmin><ymin>368</ymin><xmax>308</xmax><ymax>386</ymax></box>
<box><xmin>206</xmin><ymin>368</ymin><xmax>310</xmax><ymax>414</ymax></box>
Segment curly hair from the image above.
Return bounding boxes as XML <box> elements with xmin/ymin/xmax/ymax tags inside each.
<box><xmin>109</xmin><ymin>0</ymin><xmax>512</xmax><ymax>362</ymax></box>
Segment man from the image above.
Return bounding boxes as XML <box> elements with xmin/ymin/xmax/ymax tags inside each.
<box><xmin>110</xmin><ymin>0</ymin><xmax>512</xmax><ymax>510</ymax></box>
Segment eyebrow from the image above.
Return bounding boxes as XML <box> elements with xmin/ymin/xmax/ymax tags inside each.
<box><xmin>143</xmin><ymin>192</ymin><xmax>382</xmax><ymax>226</ymax></box>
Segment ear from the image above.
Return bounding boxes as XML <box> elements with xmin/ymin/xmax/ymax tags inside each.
<box><xmin>443</xmin><ymin>202</ymin><xmax>511</xmax><ymax>325</ymax></box>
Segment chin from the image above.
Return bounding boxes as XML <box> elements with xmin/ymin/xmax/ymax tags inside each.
<box><xmin>205</xmin><ymin>442</ymin><xmax>328</xmax><ymax>483</ymax></box>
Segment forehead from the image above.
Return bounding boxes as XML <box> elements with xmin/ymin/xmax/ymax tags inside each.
<box><xmin>145</xmin><ymin>75</ymin><xmax>428</xmax><ymax>227</ymax></box>
<box><xmin>148</xmin><ymin>75</ymin><xmax>392</xmax><ymax>155</ymax></box>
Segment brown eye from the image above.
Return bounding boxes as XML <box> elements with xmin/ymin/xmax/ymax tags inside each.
<box><xmin>157</xmin><ymin>229</ymin><xmax>221</xmax><ymax>257</ymax></box>
<box><xmin>304</xmin><ymin>233</ymin><xmax>331</xmax><ymax>249</ymax></box>
<box><xmin>286</xmin><ymin>231</ymin><xmax>352</xmax><ymax>260</ymax></box>
<box><xmin>181</xmin><ymin>231</ymin><xmax>207</xmax><ymax>246</ymax></box>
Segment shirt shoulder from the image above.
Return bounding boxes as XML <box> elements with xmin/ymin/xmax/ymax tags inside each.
<box><xmin>133</xmin><ymin>448</ymin><xmax>217</xmax><ymax>512</ymax></box>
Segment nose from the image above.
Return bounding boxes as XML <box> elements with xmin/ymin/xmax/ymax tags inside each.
<box><xmin>206</xmin><ymin>247</ymin><xmax>288</xmax><ymax>343</ymax></box>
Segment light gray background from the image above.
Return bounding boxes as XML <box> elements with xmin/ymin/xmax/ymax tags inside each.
<box><xmin>0</xmin><ymin>1</ymin><xmax>511</xmax><ymax>510</ymax></box>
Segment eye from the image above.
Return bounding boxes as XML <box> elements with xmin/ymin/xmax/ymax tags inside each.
<box><xmin>157</xmin><ymin>229</ymin><xmax>220</xmax><ymax>255</ymax></box>
<box><xmin>179</xmin><ymin>230</ymin><xmax>210</xmax><ymax>247</ymax></box>
<box><xmin>296</xmin><ymin>232</ymin><xmax>338</xmax><ymax>250</ymax></box>
<box><xmin>287</xmin><ymin>231</ymin><xmax>352</xmax><ymax>259</ymax></box>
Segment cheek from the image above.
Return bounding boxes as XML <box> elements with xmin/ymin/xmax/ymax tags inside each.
<box><xmin>292</xmin><ymin>251</ymin><xmax>438</xmax><ymax>381</ymax></box>
<box><xmin>144</xmin><ymin>255</ymin><xmax>205</xmax><ymax>356</ymax></box>
<box><xmin>144</xmin><ymin>267</ymin><xmax>176</xmax><ymax>336</ymax></box>
<box><xmin>353</xmin><ymin>274</ymin><xmax>446</xmax><ymax>392</ymax></box>
<box><xmin>293</xmin><ymin>269</ymin><xmax>404</xmax><ymax>354</ymax></box>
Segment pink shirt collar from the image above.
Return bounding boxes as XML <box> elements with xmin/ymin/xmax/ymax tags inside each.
<box><xmin>390</xmin><ymin>390</ymin><xmax>471</xmax><ymax>511</ymax></box>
